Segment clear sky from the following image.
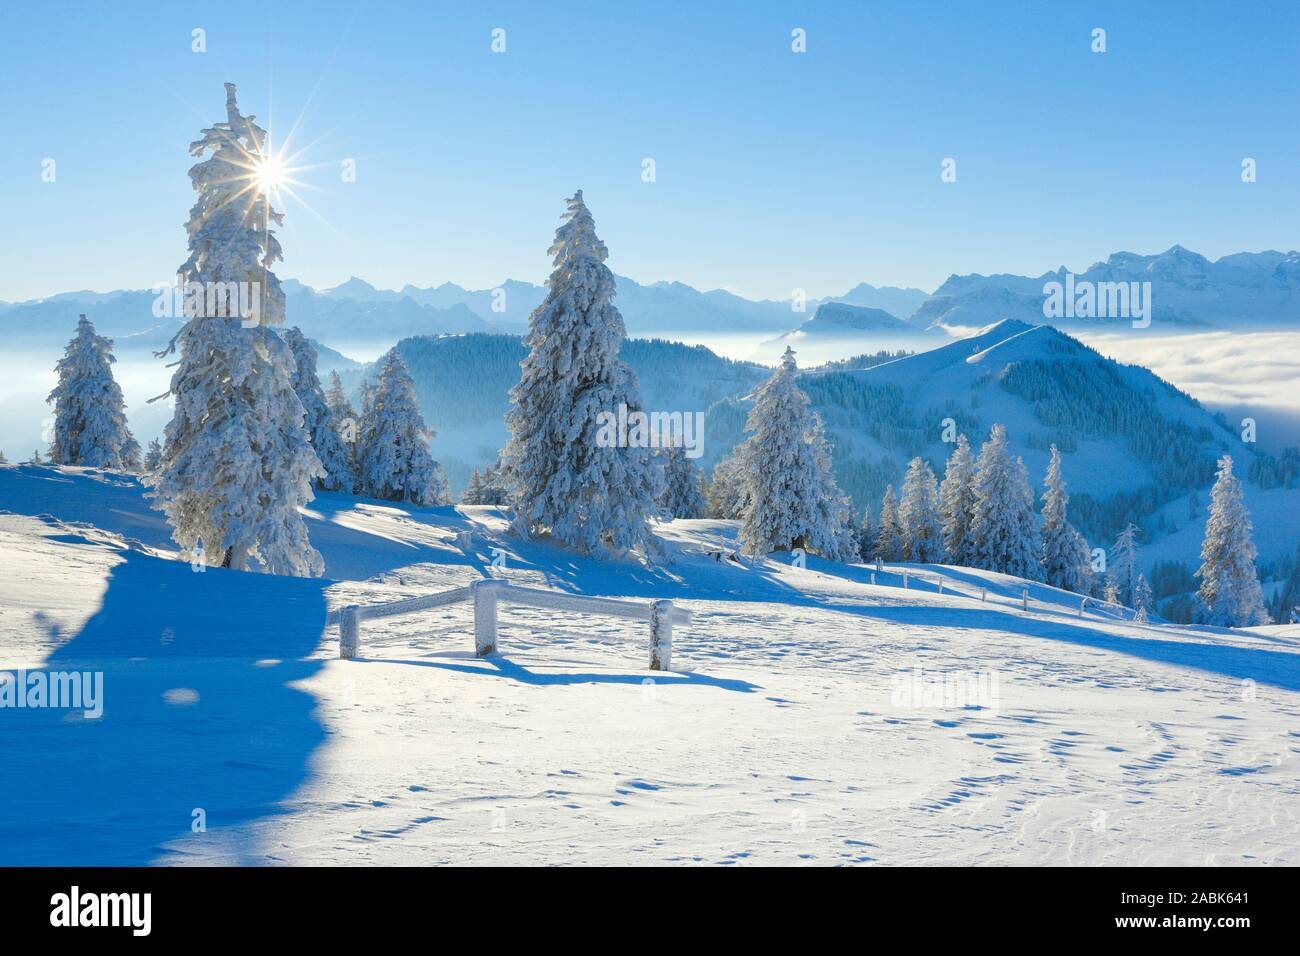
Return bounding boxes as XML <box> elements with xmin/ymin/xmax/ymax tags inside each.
<box><xmin>2</xmin><ymin>1</ymin><xmax>1298</xmax><ymax>302</ymax></box>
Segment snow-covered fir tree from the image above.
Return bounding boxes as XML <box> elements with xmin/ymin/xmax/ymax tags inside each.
<box><xmin>968</xmin><ymin>424</ymin><xmax>1040</xmax><ymax>578</ymax></box>
<box><xmin>148</xmin><ymin>83</ymin><xmax>324</xmax><ymax>576</ymax></box>
<box><xmin>46</xmin><ymin>315</ymin><xmax>139</xmax><ymax>471</ymax></box>
<box><xmin>1039</xmin><ymin>444</ymin><xmax>1094</xmax><ymax>593</ymax></box>
<box><xmin>874</xmin><ymin>484</ymin><xmax>903</xmax><ymax>562</ymax></box>
<box><xmin>1133</xmin><ymin>573</ymin><xmax>1153</xmax><ymax>622</ymax></box>
<box><xmin>502</xmin><ymin>191</ymin><xmax>660</xmax><ymax>555</ymax></box>
<box><xmin>0</xmin><ymin>451</ymin><xmax>8</xmax><ymax>464</ymax></box>
<box><xmin>734</xmin><ymin>348</ymin><xmax>854</xmax><ymax>559</ymax></box>
<box><xmin>1195</xmin><ymin>455</ymin><xmax>1269</xmax><ymax>627</ymax></box>
<box><xmin>659</xmin><ymin>443</ymin><xmax>707</xmax><ymax>519</ymax></box>
<box><xmin>899</xmin><ymin>457</ymin><xmax>944</xmax><ymax>562</ymax></box>
<box><xmin>1110</xmin><ymin>523</ymin><xmax>1140</xmax><ymax>607</ymax></box>
<box><xmin>143</xmin><ymin>439</ymin><xmax>163</xmax><ymax>472</ymax></box>
<box><xmin>706</xmin><ymin>455</ymin><xmax>749</xmax><ymax>520</ymax></box>
<box><xmin>325</xmin><ymin>370</ymin><xmax>354</xmax><ymax>422</ymax></box>
<box><xmin>938</xmin><ymin>434</ymin><xmax>977</xmax><ymax>565</ymax></box>
<box><xmin>30</xmin><ymin>449</ymin><xmax>42</xmax><ymax>465</ymax></box>
<box><xmin>1102</xmin><ymin>577</ymin><xmax>1122</xmax><ymax>605</ymax></box>
<box><xmin>284</xmin><ymin>328</ymin><xmax>357</xmax><ymax>493</ymax></box>
<box><xmin>356</xmin><ymin>348</ymin><xmax>449</xmax><ymax>506</ymax></box>
<box><xmin>460</xmin><ymin>459</ymin><xmax>511</xmax><ymax>506</ymax></box>
<box><xmin>855</xmin><ymin>505</ymin><xmax>873</xmax><ymax>561</ymax></box>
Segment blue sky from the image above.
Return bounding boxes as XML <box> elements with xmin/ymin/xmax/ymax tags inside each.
<box><xmin>2</xmin><ymin>1</ymin><xmax>1297</xmax><ymax>301</ymax></box>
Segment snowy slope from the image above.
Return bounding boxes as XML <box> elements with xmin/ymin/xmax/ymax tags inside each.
<box><xmin>1</xmin><ymin>464</ymin><xmax>1297</xmax><ymax>866</ymax></box>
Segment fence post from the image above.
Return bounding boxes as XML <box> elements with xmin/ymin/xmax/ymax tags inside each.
<box><xmin>981</xmin><ymin>587</ymin><xmax>986</xmax><ymax>602</ymax></box>
<box><xmin>937</xmin><ymin>576</ymin><xmax>944</xmax><ymax>595</ymax></box>
<box><xmin>339</xmin><ymin>605</ymin><xmax>361</xmax><ymax>660</ymax></box>
<box><xmin>903</xmin><ymin>572</ymin><xmax>909</xmax><ymax>590</ymax></box>
<box><xmin>473</xmin><ymin>579</ymin><xmax>499</xmax><ymax>656</ymax></box>
<box><xmin>649</xmin><ymin>600</ymin><xmax>674</xmax><ymax>671</ymax></box>
<box><xmin>1022</xmin><ymin>589</ymin><xmax>1029</xmax><ymax>612</ymax></box>
<box><xmin>1079</xmin><ymin>596</ymin><xmax>1087</xmax><ymax>617</ymax></box>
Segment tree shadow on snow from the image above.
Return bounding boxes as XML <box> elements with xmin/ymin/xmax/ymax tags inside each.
<box><xmin>360</xmin><ymin>654</ymin><xmax>760</xmax><ymax>694</ymax></box>
<box><xmin>0</xmin><ymin>550</ymin><xmax>329</xmax><ymax>865</ymax></box>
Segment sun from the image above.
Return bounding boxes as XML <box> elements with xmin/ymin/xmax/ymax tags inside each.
<box><xmin>253</xmin><ymin>154</ymin><xmax>287</xmax><ymax>195</ymax></box>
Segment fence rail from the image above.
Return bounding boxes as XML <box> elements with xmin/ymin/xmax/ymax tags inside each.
<box><xmin>327</xmin><ymin>578</ymin><xmax>689</xmax><ymax>670</ymax></box>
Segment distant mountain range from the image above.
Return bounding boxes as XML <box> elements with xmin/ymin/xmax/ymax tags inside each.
<box><xmin>4</xmin><ymin>246</ymin><xmax>1294</xmax><ymax>362</ymax></box>
<box><xmin>914</xmin><ymin>246</ymin><xmax>1300</xmax><ymax>335</ymax></box>
<box><xmin>0</xmin><ymin>274</ymin><xmax>931</xmax><ymax>354</ymax></box>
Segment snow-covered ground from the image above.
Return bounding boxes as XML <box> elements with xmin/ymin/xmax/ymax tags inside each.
<box><xmin>1</xmin><ymin>465</ymin><xmax>1297</xmax><ymax>866</ymax></box>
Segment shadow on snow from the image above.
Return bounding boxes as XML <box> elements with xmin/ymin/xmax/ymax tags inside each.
<box><xmin>0</xmin><ymin>549</ymin><xmax>329</xmax><ymax>865</ymax></box>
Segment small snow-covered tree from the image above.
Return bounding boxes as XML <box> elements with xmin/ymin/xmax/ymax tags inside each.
<box><xmin>46</xmin><ymin>315</ymin><xmax>139</xmax><ymax>470</ymax></box>
<box><xmin>856</xmin><ymin>505</ymin><xmax>873</xmax><ymax>561</ymax></box>
<box><xmin>502</xmin><ymin>191</ymin><xmax>660</xmax><ymax>555</ymax></box>
<box><xmin>285</xmin><ymin>328</ymin><xmax>357</xmax><ymax>493</ymax></box>
<box><xmin>325</xmin><ymin>370</ymin><xmax>354</xmax><ymax>421</ymax></box>
<box><xmin>707</xmin><ymin>455</ymin><xmax>749</xmax><ymax>519</ymax></box>
<box><xmin>148</xmin><ymin>83</ymin><xmax>324</xmax><ymax>576</ymax></box>
<box><xmin>735</xmin><ymin>348</ymin><xmax>853</xmax><ymax>559</ymax></box>
<box><xmin>1133</xmin><ymin>574</ymin><xmax>1153</xmax><ymax>622</ymax></box>
<box><xmin>660</xmin><ymin>443</ymin><xmax>707</xmax><ymax>519</ymax></box>
<box><xmin>899</xmin><ymin>457</ymin><xmax>944</xmax><ymax>562</ymax></box>
<box><xmin>461</xmin><ymin>459</ymin><xmax>511</xmax><ymax>506</ymax></box>
<box><xmin>1110</xmin><ymin>523</ymin><xmax>1140</xmax><ymax>607</ymax></box>
<box><xmin>939</xmin><ymin>434</ymin><xmax>977</xmax><ymax>565</ymax></box>
<box><xmin>968</xmin><ymin>424</ymin><xmax>1040</xmax><ymax>579</ymax></box>
<box><xmin>481</xmin><ymin>462</ymin><xmax>510</xmax><ymax>506</ymax></box>
<box><xmin>1195</xmin><ymin>455</ymin><xmax>1269</xmax><ymax>627</ymax></box>
<box><xmin>875</xmin><ymin>484</ymin><xmax>903</xmax><ymax>562</ymax></box>
<box><xmin>357</xmin><ymin>348</ymin><xmax>449</xmax><ymax>506</ymax></box>
<box><xmin>1040</xmin><ymin>444</ymin><xmax>1094</xmax><ymax>593</ymax></box>
<box><xmin>30</xmin><ymin>449</ymin><xmax>42</xmax><ymax>465</ymax></box>
<box><xmin>1103</xmin><ymin>576</ymin><xmax>1121</xmax><ymax>605</ymax></box>
<box><xmin>143</xmin><ymin>438</ymin><xmax>163</xmax><ymax>472</ymax></box>
<box><xmin>0</xmin><ymin>451</ymin><xmax>8</xmax><ymax>464</ymax></box>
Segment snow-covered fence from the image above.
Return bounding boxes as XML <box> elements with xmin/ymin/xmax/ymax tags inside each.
<box><xmin>328</xmin><ymin>580</ymin><xmax>690</xmax><ymax>670</ymax></box>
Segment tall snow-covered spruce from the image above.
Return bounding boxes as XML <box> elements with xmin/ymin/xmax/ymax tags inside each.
<box><xmin>660</xmin><ymin>443</ymin><xmax>707</xmax><ymax>519</ymax></box>
<box><xmin>143</xmin><ymin>438</ymin><xmax>162</xmax><ymax>472</ymax></box>
<box><xmin>875</xmin><ymin>484</ymin><xmax>903</xmax><ymax>562</ymax></box>
<box><xmin>356</xmin><ymin>348</ymin><xmax>449</xmax><ymax>506</ymax></box>
<box><xmin>898</xmin><ymin>456</ymin><xmax>944</xmax><ymax>562</ymax></box>
<box><xmin>938</xmin><ymin>434</ymin><xmax>976</xmax><ymax>565</ymax></box>
<box><xmin>734</xmin><ymin>347</ymin><xmax>853</xmax><ymax>559</ymax></box>
<box><xmin>968</xmin><ymin>424</ymin><xmax>1040</xmax><ymax>579</ymax></box>
<box><xmin>148</xmin><ymin>83</ymin><xmax>324</xmax><ymax>576</ymax></box>
<box><xmin>46</xmin><ymin>314</ymin><xmax>140</xmax><ymax>471</ymax></box>
<box><xmin>855</xmin><ymin>505</ymin><xmax>873</xmax><ymax>561</ymax></box>
<box><xmin>502</xmin><ymin>191</ymin><xmax>660</xmax><ymax>555</ymax></box>
<box><xmin>1039</xmin><ymin>444</ymin><xmax>1094</xmax><ymax>593</ymax></box>
<box><xmin>1195</xmin><ymin>455</ymin><xmax>1269</xmax><ymax>627</ymax></box>
<box><xmin>706</xmin><ymin>455</ymin><xmax>748</xmax><ymax>520</ymax></box>
<box><xmin>1109</xmin><ymin>523</ymin><xmax>1140</xmax><ymax>607</ymax></box>
<box><xmin>284</xmin><ymin>328</ymin><xmax>357</xmax><ymax>493</ymax></box>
